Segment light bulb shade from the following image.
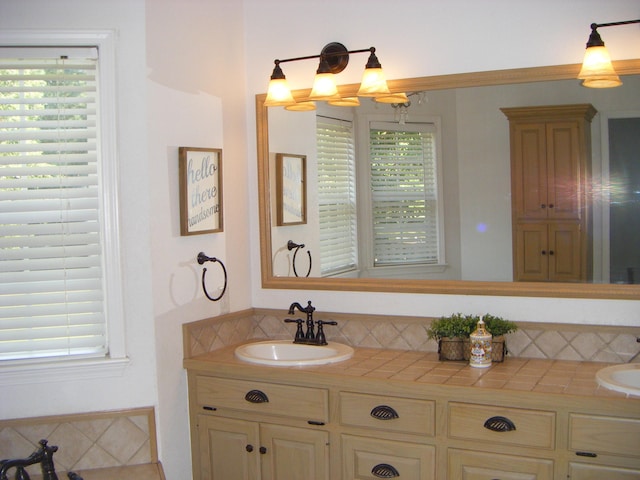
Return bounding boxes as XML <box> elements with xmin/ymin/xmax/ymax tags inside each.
<box><xmin>374</xmin><ymin>92</ymin><xmax>409</xmax><ymax>104</ymax></box>
<box><xmin>357</xmin><ymin>67</ymin><xmax>390</xmax><ymax>97</ymax></box>
<box><xmin>327</xmin><ymin>96</ymin><xmax>360</xmax><ymax>107</ymax></box>
<box><xmin>309</xmin><ymin>72</ymin><xmax>340</xmax><ymax>101</ymax></box>
<box><xmin>264</xmin><ymin>77</ymin><xmax>295</xmax><ymax>106</ymax></box>
<box><xmin>285</xmin><ymin>101</ymin><xmax>317</xmax><ymax>111</ymax></box>
<box><xmin>578</xmin><ymin>46</ymin><xmax>622</xmax><ymax>88</ymax></box>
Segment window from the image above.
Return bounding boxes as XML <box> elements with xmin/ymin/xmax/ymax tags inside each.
<box><xmin>0</xmin><ymin>40</ymin><xmax>123</xmax><ymax>366</ymax></box>
<box><xmin>316</xmin><ymin>115</ymin><xmax>357</xmax><ymax>276</ymax></box>
<box><xmin>369</xmin><ymin>121</ymin><xmax>441</xmax><ymax>266</ymax></box>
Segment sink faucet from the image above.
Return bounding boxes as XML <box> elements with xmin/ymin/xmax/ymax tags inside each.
<box><xmin>288</xmin><ymin>301</ymin><xmax>316</xmax><ymax>341</ymax></box>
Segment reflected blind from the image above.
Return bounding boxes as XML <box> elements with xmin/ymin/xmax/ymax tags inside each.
<box><xmin>316</xmin><ymin>116</ymin><xmax>357</xmax><ymax>276</ymax></box>
<box><xmin>0</xmin><ymin>48</ymin><xmax>107</xmax><ymax>361</ymax></box>
<box><xmin>369</xmin><ymin>122</ymin><xmax>439</xmax><ymax>266</ymax></box>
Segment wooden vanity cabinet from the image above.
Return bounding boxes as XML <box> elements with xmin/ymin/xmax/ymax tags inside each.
<box><xmin>190</xmin><ymin>375</ymin><xmax>329</xmax><ymax>480</ymax></box>
<box><xmin>502</xmin><ymin>104</ymin><xmax>596</xmax><ymax>282</ymax></box>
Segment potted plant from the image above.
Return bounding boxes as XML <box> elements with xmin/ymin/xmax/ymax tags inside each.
<box><xmin>427</xmin><ymin>313</ymin><xmax>476</xmax><ymax>361</ymax></box>
<box><xmin>428</xmin><ymin>313</ymin><xmax>518</xmax><ymax>362</ymax></box>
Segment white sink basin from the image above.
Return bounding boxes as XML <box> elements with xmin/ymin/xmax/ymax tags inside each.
<box><xmin>235</xmin><ymin>340</ymin><xmax>354</xmax><ymax>366</ymax></box>
<box><xmin>596</xmin><ymin>363</ymin><xmax>640</xmax><ymax>396</ymax></box>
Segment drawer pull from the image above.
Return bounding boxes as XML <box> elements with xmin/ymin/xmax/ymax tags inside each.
<box><xmin>202</xmin><ymin>405</ymin><xmax>217</xmax><ymax>411</ymax></box>
<box><xmin>483</xmin><ymin>416</ymin><xmax>516</xmax><ymax>432</ymax></box>
<box><xmin>245</xmin><ymin>389</ymin><xmax>269</xmax><ymax>403</ymax></box>
<box><xmin>370</xmin><ymin>405</ymin><xmax>399</xmax><ymax>420</ymax></box>
<box><xmin>371</xmin><ymin>463</ymin><xmax>399</xmax><ymax>478</ymax></box>
<box><xmin>576</xmin><ymin>451</ymin><xmax>598</xmax><ymax>458</ymax></box>
<box><xmin>307</xmin><ymin>420</ymin><xmax>325</xmax><ymax>426</ymax></box>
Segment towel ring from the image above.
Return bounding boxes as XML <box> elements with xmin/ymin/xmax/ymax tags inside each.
<box><xmin>287</xmin><ymin>240</ymin><xmax>312</xmax><ymax>278</ymax></box>
<box><xmin>197</xmin><ymin>252</ymin><xmax>228</xmax><ymax>301</ymax></box>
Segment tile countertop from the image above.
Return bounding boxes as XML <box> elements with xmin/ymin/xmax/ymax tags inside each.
<box><xmin>185</xmin><ymin>343</ymin><xmax>640</xmax><ymax>400</ymax></box>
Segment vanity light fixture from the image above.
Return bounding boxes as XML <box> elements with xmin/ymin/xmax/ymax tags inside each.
<box><xmin>578</xmin><ymin>19</ymin><xmax>640</xmax><ymax>88</ymax></box>
<box><xmin>264</xmin><ymin>42</ymin><xmax>403</xmax><ymax>111</ymax></box>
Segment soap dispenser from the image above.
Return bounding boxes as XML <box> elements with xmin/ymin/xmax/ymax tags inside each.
<box><xmin>469</xmin><ymin>316</ymin><xmax>492</xmax><ymax>368</ymax></box>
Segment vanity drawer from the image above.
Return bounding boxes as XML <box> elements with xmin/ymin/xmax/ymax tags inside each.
<box><xmin>448</xmin><ymin>402</ymin><xmax>555</xmax><ymax>449</ymax></box>
<box><xmin>448</xmin><ymin>448</ymin><xmax>554</xmax><ymax>479</ymax></box>
<box><xmin>569</xmin><ymin>413</ymin><xmax>640</xmax><ymax>458</ymax></box>
<box><xmin>195</xmin><ymin>376</ymin><xmax>328</xmax><ymax>423</ymax></box>
<box><xmin>340</xmin><ymin>391</ymin><xmax>435</xmax><ymax>436</ymax></box>
<box><xmin>342</xmin><ymin>434</ymin><xmax>435</xmax><ymax>480</ymax></box>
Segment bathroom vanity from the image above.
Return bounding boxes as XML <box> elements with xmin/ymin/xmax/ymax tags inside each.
<box><xmin>184</xmin><ymin>343</ymin><xmax>640</xmax><ymax>480</ymax></box>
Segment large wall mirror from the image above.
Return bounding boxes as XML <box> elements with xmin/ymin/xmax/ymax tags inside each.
<box><xmin>256</xmin><ymin>60</ymin><xmax>640</xmax><ymax>299</ymax></box>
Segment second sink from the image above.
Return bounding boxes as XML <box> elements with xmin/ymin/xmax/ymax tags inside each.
<box><xmin>596</xmin><ymin>363</ymin><xmax>640</xmax><ymax>396</ymax></box>
<box><xmin>235</xmin><ymin>340</ymin><xmax>354</xmax><ymax>367</ymax></box>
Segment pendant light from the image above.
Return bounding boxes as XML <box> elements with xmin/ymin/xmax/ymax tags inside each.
<box><xmin>578</xmin><ymin>19</ymin><xmax>640</xmax><ymax>88</ymax></box>
<box><xmin>264</xmin><ymin>62</ymin><xmax>295</xmax><ymax>106</ymax></box>
<box><xmin>357</xmin><ymin>48</ymin><xmax>391</xmax><ymax>97</ymax></box>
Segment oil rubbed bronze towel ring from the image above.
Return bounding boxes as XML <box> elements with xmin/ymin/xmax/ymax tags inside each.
<box><xmin>197</xmin><ymin>252</ymin><xmax>228</xmax><ymax>301</ymax></box>
<box><xmin>287</xmin><ymin>240</ymin><xmax>312</xmax><ymax>278</ymax></box>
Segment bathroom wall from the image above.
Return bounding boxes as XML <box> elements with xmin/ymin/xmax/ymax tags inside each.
<box><xmin>245</xmin><ymin>0</ymin><xmax>640</xmax><ymax>327</ymax></box>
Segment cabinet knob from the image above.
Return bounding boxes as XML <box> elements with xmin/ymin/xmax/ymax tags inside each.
<box><xmin>245</xmin><ymin>389</ymin><xmax>269</xmax><ymax>403</ymax></box>
<box><xmin>548</xmin><ymin>203</ymin><xmax>554</xmax><ymax>208</ymax></box>
<box><xmin>245</xmin><ymin>444</ymin><xmax>253</xmax><ymax>452</ymax></box>
<box><xmin>370</xmin><ymin>405</ymin><xmax>399</xmax><ymax>420</ymax></box>
<box><xmin>541</xmin><ymin>250</ymin><xmax>547</xmax><ymax>255</ymax></box>
<box><xmin>483</xmin><ymin>416</ymin><xmax>516</xmax><ymax>432</ymax></box>
<box><xmin>371</xmin><ymin>463</ymin><xmax>400</xmax><ymax>478</ymax></box>
<box><xmin>549</xmin><ymin>250</ymin><xmax>554</xmax><ymax>255</ymax></box>
<box><xmin>541</xmin><ymin>204</ymin><xmax>546</xmax><ymax>209</ymax></box>
<box><xmin>259</xmin><ymin>446</ymin><xmax>267</xmax><ymax>454</ymax></box>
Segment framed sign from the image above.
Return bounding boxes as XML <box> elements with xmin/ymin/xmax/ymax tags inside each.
<box><xmin>179</xmin><ymin>147</ymin><xmax>223</xmax><ymax>235</ymax></box>
<box><xmin>275</xmin><ymin>153</ymin><xmax>307</xmax><ymax>226</ymax></box>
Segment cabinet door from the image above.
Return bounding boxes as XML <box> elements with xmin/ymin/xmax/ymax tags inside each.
<box><xmin>448</xmin><ymin>449</ymin><xmax>554</xmax><ymax>480</ymax></box>
<box><xmin>546</xmin><ymin>121</ymin><xmax>582</xmax><ymax>220</ymax></box>
<box><xmin>548</xmin><ymin>222</ymin><xmax>582</xmax><ymax>281</ymax></box>
<box><xmin>515</xmin><ymin>223</ymin><xmax>549</xmax><ymax>281</ymax></box>
<box><xmin>569</xmin><ymin>463</ymin><xmax>640</xmax><ymax>480</ymax></box>
<box><xmin>260</xmin><ymin>423</ymin><xmax>329</xmax><ymax>480</ymax></box>
<box><xmin>511</xmin><ymin>123</ymin><xmax>547</xmax><ymax>220</ymax></box>
<box><xmin>198</xmin><ymin>415</ymin><xmax>260</xmax><ymax>480</ymax></box>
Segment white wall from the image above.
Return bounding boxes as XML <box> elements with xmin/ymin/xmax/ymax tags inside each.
<box><xmin>246</xmin><ymin>0</ymin><xmax>640</xmax><ymax>326</ymax></box>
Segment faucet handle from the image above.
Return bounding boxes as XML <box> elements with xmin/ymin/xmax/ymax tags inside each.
<box><xmin>284</xmin><ymin>318</ymin><xmax>305</xmax><ymax>341</ymax></box>
<box><xmin>315</xmin><ymin>320</ymin><xmax>337</xmax><ymax>346</ymax></box>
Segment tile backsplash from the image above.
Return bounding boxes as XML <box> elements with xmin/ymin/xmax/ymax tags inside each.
<box><xmin>184</xmin><ymin>308</ymin><xmax>640</xmax><ymax>364</ymax></box>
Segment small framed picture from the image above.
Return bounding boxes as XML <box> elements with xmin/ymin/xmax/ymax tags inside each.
<box><xmin>275</xmin><ymin>153</ymin><xmax>307</xmax><ymax>226</ymax></box>
<box><xmin>179</xmin><ymin>147</ymin><xmax>223</xmax><ymax>235</ymax></box>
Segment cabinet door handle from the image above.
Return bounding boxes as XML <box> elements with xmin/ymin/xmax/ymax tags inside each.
<box><xmin>548</xmin><ymin>203</ymin><xmax>554</xmax><ymax>208</ymax></box>
<box><xmin>245</xmin><ymin>389</ymin><xmax>269</xmax><ymax>403</ymax></box>
<box><xmin>245</xmin><ymin>444</ymin><xmax>254</xmax><ymax>453</ymax></box>
<box><xmin>371</xmin><ymin>463</ymin><xmax>400</xmax><ymax>478</ymax></box>
<box><xmin>541</xmin><ymin>250</ymin><xmax>547</xmax><ymax>255</ymax></box>
<box><xmin>483</xmin><ymin>416</ymin><xmax>516</xmax><ymax>432</ymax></box>
<box><xmin>549</xmin><ymin>250</ymin><xmax>554</xmax><ymax>255</ymax></box>
<box><xmin>370</xmin><ymin>405</ymin><xmax>399</xmax><ymax>420</ymax></box>
<box><xmin>541</xmin><ymin>204</ymin><xmax>546</xmax><ymax>209</ymax></box>
<box><xmin>259</xmin><ymin>446</ymin><xmax>267</xmax><ymax>455</ymax></box>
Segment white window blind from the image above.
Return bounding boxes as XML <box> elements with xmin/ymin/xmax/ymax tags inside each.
<box><xmin>316</xmin><ymin>115</ymin><xmax>357</xmax><ymax>276</ymax></box>
<box><xmin>369</xmin><ymin>121</ymin><xmax>440</xmax><ymax>266</ymax></box>
<box><xmin>0</xmin><ymin>47</ymin><xmax>107</xmax><ymax>361</ymax></box>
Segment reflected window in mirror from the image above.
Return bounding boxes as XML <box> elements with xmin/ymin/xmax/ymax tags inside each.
<box><xmin>368</xmin><ymin>121</ymin><xmax>443</xmax><ymax>269</ymax></box>
<box><xmin>317</xmin><ymin>115</ymin><xmax>357</xmax><ymax>276</ymax></box>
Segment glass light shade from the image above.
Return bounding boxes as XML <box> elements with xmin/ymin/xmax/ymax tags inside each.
<box><xmin>264</xmin><ymin>77</ymin><xmax>296</xmax><ymax>106</ymax></box>
<box><xmin>578</xmin><ymin>46</ymin><xmax>622</xmax><ymax>88</ymax></box>
<box><xmin>285</xmin><ymin>101</ymin><xmax>317</xmax><ymax>111</ymax></box>
<box><xmin>357</xmin><ymin>67</ymin><xmax>390</xmax><ymax>97</ymax></box>
<box><xmin>374</xmin><ymin>92</ymin><xmax>409</xmax><ymax>104</ymax></box>
<box><xmin>328</xmin><ymin>97</ymin><xmax>361</xmax><ymax>107</ymax></box>
<box><xmin>309</xmin><ymin>72</ymin><xmax>340</xmax><ymax>101</ymax></box>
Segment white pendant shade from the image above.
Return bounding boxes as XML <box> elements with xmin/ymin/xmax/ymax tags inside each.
<box><xmin>357</xmin><ymin>67</ymin><xmax>390</xmax><ymax>97</ymax></box>
<box><xmin>328</xmin><ymin>97</ymin><xmax>360</xmax><ymax>107</ymax></box>
<box><xmin>264</xmin><ymin>77</ymin><xmax>296</xmax><ymax>106</ymax></box>
<box><xmin>374</xmin><ymin>92</ymin><xmax>409</xmax><ymax>104</ymax></box>
<box><xmin>578</xmin><ymin>46</ymin><xmax>622</xmax><ymax>88</ymax></box>
<box><xmin>309</xmin><ymin>72</ymin><xmax>340</xmax><ymax>101</ymax></box>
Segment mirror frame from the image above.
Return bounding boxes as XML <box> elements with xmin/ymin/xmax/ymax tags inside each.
<box><xmin>256</xmin><ymin>60</ymin><xmax>640</xmax><ymax>300</ymax></box>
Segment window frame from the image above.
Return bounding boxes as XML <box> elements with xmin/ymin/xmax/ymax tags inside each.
<box><xmin>357</xmin><ymin>114</ymin><xmax>446</xmax><ymax>278</ymax></box>
<box><xmin>0</xmin><ymin>30</ymin><xmax>127</xmax><ymax>384</ymax></box>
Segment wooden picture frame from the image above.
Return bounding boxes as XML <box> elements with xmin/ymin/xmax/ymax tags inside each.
<box><xmin>275</xmin><ymin>153</ymin><xmax>307</xmax><ymax>226</ymax></box>
<box><xmin>179</xmin><ymin>147</ymin><xmax>223</xmax><ymax>235</ymax></box>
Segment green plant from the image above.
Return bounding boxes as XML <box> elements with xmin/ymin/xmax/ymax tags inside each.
<box><xmin>427</xmin><ymin>313</ymin><xmax>476</xmax><ymax>340</ymax></box>
<box><xmin>427</xmin><ymin>313</ymin><xmax>518</xmax><ymax>340</ymax></box>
